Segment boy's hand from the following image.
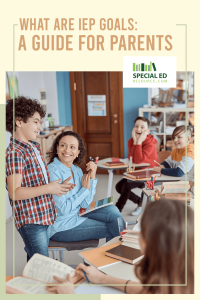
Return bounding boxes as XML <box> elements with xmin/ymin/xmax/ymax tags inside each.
<box><xmin>62</xmin><ymin>176</ymin><xmax>76</xmax><ymax>191</ymax></box>
<box><xmin>132</xmin><ymin>128</ymin><xmax>137</xmax><ymax>144</ymax></box>
<box><xmin>137</xmin><ymin>129</ymin><xmax>149</xmax><ymax>144</ymax></box>
<box><xmin>153</xmin><ymin>166</ymin><xmax>163</xmax><ymax>173</ymax></box>
<box><xmin>46</xmin><ymin>274</ymin><xmax>74</xmax><ymax>294</ymax></box>
<box><xmin>86</xmin><ymin>161</ymin><xmax>97</xmax><ymax>179</ymax></box>
<box><xmin>48</xmin><ymin>178</ymin><xmax>74</xmax><ymax>197</ymax></box>
<box><xmin>81</xmin><ymin>174</ymin><xmax>90</xmax><ymax>190</ymax></box>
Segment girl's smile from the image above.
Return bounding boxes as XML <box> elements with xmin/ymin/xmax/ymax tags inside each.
<box><xmin>57</xmin><ymin>136</ymin><xmax>80</xmax><ymax>167</ymax></box>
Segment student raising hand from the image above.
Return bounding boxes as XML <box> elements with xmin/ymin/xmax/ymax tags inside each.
<box><xmin>46</xmin><ymin>274</ymin><xmax>74</xmax><ymax>294</ymax></box>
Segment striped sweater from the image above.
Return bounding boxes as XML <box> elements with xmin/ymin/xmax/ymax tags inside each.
<box><xmin>161</xmin><ymin>144</ymin><xmax>194</xmax><ymax>182</ymax></box>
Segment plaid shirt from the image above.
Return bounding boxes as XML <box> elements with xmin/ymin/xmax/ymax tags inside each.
<box><xmin>6</xmin><ymin>137</ymin><xmax>58</xmax><ymax>230</ymax></box>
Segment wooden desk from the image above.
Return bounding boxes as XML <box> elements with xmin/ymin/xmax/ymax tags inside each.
<box><xmin>97</xmin><ymin>158</ymin><xmax>150</xmax><ymax>197</ymax></box>
<box><xmin>123</xmin><ymin>168</ymin><xmax>181</xmax><ymax>183</ymax></box>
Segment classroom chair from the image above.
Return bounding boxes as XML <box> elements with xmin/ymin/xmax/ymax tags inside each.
<box><xmin>48</xmin><ymin>239</ymin><xmax>99</xmax><ymax>263</ymax></box>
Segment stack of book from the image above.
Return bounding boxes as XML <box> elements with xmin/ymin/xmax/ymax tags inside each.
<box><xmin>105</xmin><ymin>230</ymin><xmax>143</xmax><ymax>264</ymax></box>
<box><xmin>160</xmin><ymin>181</ymin><xmax>192</xmax><ymax>201</ymax></box>
<box><xmin>121</xmin><ymin>230</ymin><xmax>141</xmax><ymax>250</ymax></box>
<box><xmin>124</xmin><ymin>169</ymin><xmax>160</xmax><ymax>180</ymax></box>
<box><xmin>103</xmin><ymin>157</ymin><xmax>128</xmax><ymax>167</ymax></box>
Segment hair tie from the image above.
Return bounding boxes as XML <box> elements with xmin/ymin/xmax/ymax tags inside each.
<box><xmin>124</xmin><ymin>279</ymin><xmax>131</xmax><ymax>293</ymax></box>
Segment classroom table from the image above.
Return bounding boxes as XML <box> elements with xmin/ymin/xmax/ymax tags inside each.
<box><xmin>97</xmin><ymin>158</ymin><xmax>150</xmax><ymax>197</ymax></box>
<box><xmin>123</xmin><ymin>168</ymin><xmax>181</xmax><ymax>183</ymax></box>
<box><xmin>79</xmin><ymin>236</ymin><xmax>140</xmax><ymax>294</ymax></box>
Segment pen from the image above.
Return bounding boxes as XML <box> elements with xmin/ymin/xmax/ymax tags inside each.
<box><xmin>82</xmin><ymin>269</ymin><xmax>91</xmax><ymax>285</ymax></box>
<box><xmin>154</xmin><ymin>160</ymin><xmax>160</xmax><ymax>166</ymax></box>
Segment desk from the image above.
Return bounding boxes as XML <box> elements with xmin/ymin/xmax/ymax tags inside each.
<box><xmin>97</xmin><ymin>158</ymin><xmax>150</xmax><ymax>197</ymax></box>
<box><xmin>123</xmin><ymin>168</ymin><xmax>181</xmax><ymax>183</ymax></box>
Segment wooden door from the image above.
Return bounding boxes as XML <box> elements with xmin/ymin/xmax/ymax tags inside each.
<box><xmin>70</xmin><ymin>72</ymin><xmax>124</xmax><ymax>174</ymax></box>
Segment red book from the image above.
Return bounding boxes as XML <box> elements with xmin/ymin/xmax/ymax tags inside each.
<box><xmin>126</xmin><ymin>170</ymin><xmax>160</xmax><ymax>179</ymax></box>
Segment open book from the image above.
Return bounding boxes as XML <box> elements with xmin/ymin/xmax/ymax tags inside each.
<box><xmin>6</xmin><ymin>254</ymin><xmax>84</xmax><ymax>294</ymax></box>
<box><xmin>79</xmin><ymin>196</ymin><xmax>113</xmax><ymax>216</ymax></box>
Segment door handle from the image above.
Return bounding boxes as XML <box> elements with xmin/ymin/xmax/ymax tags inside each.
<box><xmin>110</xmin><ymin>114</ymin><xmax>118</xmax><ymax>118</ymax></box>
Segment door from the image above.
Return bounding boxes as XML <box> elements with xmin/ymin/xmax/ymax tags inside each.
<box><xmin>70</xmin><ymin>72</ymin><xmax>124</xmax><ymax>174</ymax></box>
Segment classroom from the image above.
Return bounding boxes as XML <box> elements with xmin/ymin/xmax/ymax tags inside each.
<box><xmin>6</xmin><ymin>71</ymin><xmax>194</xmax><ymax>294</ymax></box>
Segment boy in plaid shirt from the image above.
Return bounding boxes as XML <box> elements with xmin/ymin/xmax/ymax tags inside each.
<box><xmin>6</xmin><ymin>96</ymin><xmax>73</xmax><ymax>261</ymax></box>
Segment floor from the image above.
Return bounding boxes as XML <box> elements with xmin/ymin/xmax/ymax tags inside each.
<box><xmin>6</xmin><ymin>174</ymin><xmax>142</xmax><ymax>276</ymax></box>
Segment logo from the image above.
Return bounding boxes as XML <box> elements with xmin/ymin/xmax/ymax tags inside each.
<box><xmin>123</xmin><ymin>57</ymin><xmax>176</xmax><ymax>87</ymax></box>
<box><xmin>133</xmin><ymin>62</ymin><xmax>156</xmax><ymax>72</ymax></box>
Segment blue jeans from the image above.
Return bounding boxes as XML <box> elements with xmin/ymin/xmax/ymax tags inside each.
<box><xmin>18</xmin><ymin>224</ymin><xmax>49</xmax><ymax>261</ymax></box>
<box><xmin>51</xmin><ymin>205</ymin><xmax>125</xmax><ymax>243</ymax></box>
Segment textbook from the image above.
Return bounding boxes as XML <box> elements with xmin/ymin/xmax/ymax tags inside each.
<box><xmin>124</xmin><ymin>169</ymin><xmax>160</xmax><ymax>180</ymax></box>
<box><xmin>79</xmin><ymin>196</ymin><xmax>113</xmax><ymax>216</ymax></box>
<box><xmin>161</xmin><ymin>181</ymin><xmax>190</xmax><ymax>194</ymax></box>
<box><xmin>103</xmin><ymin>157</ymin><xmax>128</xmax><ymax>167</ymax></box>
<box><xmin>6</xmin><ymin>254</ymin><xmax>84</xmax><ymax>294</ymax></box>
<box><xmin>121</xmin><ymin>231</ymin><xmax>141</xmax><ymax>250</ymax></box>
<box><xmin>105</xmin><ymin>245</ymin><xmax>144</xmax><ymax>265</ymax></box>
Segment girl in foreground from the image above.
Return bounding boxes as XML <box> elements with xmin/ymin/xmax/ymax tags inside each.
<box><xmin>47</xmin><ymin>200</ymin><xmax>194</xmax><ymax>294</ymax></box>
<box><xmin>47</xmin><ymin>131</ymin><xmax>125</xmax><ymax>243</ymax></box>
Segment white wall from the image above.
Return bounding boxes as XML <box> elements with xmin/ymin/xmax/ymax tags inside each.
<box><xmin>6</xmin><ymin>72</ymin><xmax>59</xmax><ymax>220</ymax></box>
<box><xmin>17</xmin><ymin>71</ymin><xmax>59</xmax><ymax>124</ymax></box>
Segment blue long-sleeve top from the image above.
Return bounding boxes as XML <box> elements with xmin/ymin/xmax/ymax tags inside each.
<box><xmin>47</xmin><ymin>157</ymin><xmax>98</xmax><ymax>238</ymax></box>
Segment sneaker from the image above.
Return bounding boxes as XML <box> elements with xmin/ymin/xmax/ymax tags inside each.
<box><xmin>131</xmin><ymin>207</ymin><xmax>142</xmax><ymax>216</ymax></box>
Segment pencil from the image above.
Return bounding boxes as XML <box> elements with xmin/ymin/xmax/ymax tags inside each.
<box><xmin>82</xmin><ymin>269</ymin><xmax>91</xmax><ymax>285</ymax></box>
<box><xmin>154</xmin><ymin>160</ymin><xmax>160</xmax><ymax>166</ymax></box>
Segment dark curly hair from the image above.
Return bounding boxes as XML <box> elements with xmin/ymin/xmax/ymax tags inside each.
<box><xmin>46</xmin><ymin>131</ymin><xmax>86</xmax><ymax>166</ymax></box>
<box><xmin>6</xmin><ymin>96</ymin><xmax>46</xmax><ymax>134</ymax></box>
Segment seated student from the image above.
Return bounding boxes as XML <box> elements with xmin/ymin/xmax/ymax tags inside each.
<box><xmin>46</xmin><ymin>200</ymin><xmax>194</xmax><ymax>294</ymax></box>
<box><xmin>6</xmin><ymin>97</ymin><xmax>72</xmax><ymax>261</ymax></box>
<box><xmin>153</xmin><ymin>125</ymin><xmax>194</xmax><ymax>188</ymax></box>
<box><xmin>47</xmin><ymin>131</ymin><xmax>125</xmax><ymax>243</ymax></box>
<box><xmin>115</xmin><ymin>116</ymin><xmax>158</xmax><ymax>214</ymax></box>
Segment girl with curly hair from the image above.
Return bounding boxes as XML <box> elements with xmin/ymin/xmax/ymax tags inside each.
<box><xmin>47</xmin><ymin>131</ymin><xmax>125</xmax><ymax>243</ymax></box>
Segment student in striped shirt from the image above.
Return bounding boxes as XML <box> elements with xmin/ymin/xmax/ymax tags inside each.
<box><xmin>153</xmin><ymin>125</ymin><xmax>194</xmax><ymax>190</ymax></box>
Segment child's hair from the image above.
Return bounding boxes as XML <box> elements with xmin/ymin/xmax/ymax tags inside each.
<box><xmin>172</xmin><ymin>125</ymin><xmax>191</xmax><ymax>140</ymax></box>
<box><xmin>135</xmin><ymin>200</ymin><xmax>194</xmax><ymax>294</ymax></box>
<box><xmin>6</xmin><ymin>96</ymin><xmax>45</xmax><ymax>134</ymax></box>
<box><xmin>47</xmin><ymin>131</ymin><xmax>86</xmax><ymax>165</ymax></box>
<box><xmin>134</xmin><ymin>116</ymin><xmax>150</xmax><ymax>127</ymax></box>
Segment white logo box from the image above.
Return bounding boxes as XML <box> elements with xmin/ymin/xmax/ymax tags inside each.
<box><xmin>123</xmin><ymin>56</ymin><xmax>176</xmax><ymax>88</ymax></box>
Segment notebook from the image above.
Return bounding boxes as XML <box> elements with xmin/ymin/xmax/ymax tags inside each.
<box><xmin>79</xmin><ymin>242</ymin><xmax>122</xmax><ymax>268</ymax></box>
<box><xmin>105</xmin><ymin>245</ymin><xmax>143</xmax><ymax>264</ymax></box>
<box><xmin>79</xmin><ymin>196</ymin><xmax>113</xmax><ymax>216</ymax></box>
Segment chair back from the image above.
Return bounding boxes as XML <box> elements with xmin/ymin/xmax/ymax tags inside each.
<box><xmin>158</xmin><ymin>150</ymin><xmax>171</xmax><ymax>164</ymax></box>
